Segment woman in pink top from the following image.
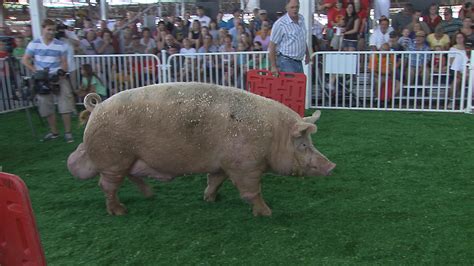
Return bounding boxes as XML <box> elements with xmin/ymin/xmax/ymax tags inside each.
<box><xmin>254</xmin><ymin>22</ymin><xmax>271</xmax><ymax>51</ymax></box>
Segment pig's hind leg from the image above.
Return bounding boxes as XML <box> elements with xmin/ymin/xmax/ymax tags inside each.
<box><xmin>204</xmin><ymin>171</ymin><xmax>228</xmax><ymax>202</ymax></box>
<box><xmin>99</xmin><ymin>173</ymin><xmax>127</xmax><ymax>215</ymax></box>
<box><xmin>128</xmin><ymin>175</ymin><xmax>154</xmax><ymax>198</ymax></box>
<box><xmin>227</xmin><ymin>170</ymin><xmax>272</xmax><ymax>217</ymax></box>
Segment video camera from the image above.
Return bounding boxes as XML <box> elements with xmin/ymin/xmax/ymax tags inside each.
<box><xmin>55</xmin><ymin>21</ymin><xmax>68</xmax><ymax>39</ymax></box>
<box><xmin>32</xmin><ymin>68</ymin><xmax>68</xmax><ymax>95</ymax></box>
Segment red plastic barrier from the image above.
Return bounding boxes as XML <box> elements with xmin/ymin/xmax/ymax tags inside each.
<box><xmin>0</xmin><ymin>172</ymin><xmax>46</xmax><ymax>266</ymax></box>
<box><xmin>247</xmin><ymin>69</ymin><xmax>307</xmax><ymax>117</ymax></box>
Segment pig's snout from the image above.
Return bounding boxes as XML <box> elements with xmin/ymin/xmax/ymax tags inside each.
<box><xmin>325</xmin><ymin>162</ymin><xmax>336</xmax><ymax>176</ymax></box>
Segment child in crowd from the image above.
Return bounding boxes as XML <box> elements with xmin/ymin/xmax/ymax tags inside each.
<box><xmin>77</xmin><ymin>64</ymin><xmax>107</xmax><ymax>100</ymax></box>
<box><xmin>432</xmin><ymin>45</ymin><xmax>448</xmax><ymax>73</ymax></box>
<box><xmin>180</xmin><ymin>38</ymin><xmax>197</xmax><ymax>81</ymax></box>
<box><xmin>398</xmin><ymin>28</ymin><xmax>412</xmax><ymax>50</ymax></box>
<box><xmin>12</xmin><ymin>36</ymin><xmax>26</xmax><ymax>58</ymax></box>
<box><xmin>180</xmin><ymin>38</ymin><xmax>196</xmax><ymax>55</ymax></box>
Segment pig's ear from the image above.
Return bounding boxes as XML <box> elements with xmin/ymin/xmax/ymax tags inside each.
<box><xmin>303</xmin><ymin>110</ymin><xmax>321</xmax><ymax>124</ymax></box>
<box><xmin>292</xmin><ymin>122</ymin><xmax>317</xmax><ymax>138</ymax></box>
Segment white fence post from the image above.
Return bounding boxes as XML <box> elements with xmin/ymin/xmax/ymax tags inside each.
<box><xmin>467</xmin><ymin>52</ymin><xmax>474</xmax><ymax>114</ymax></box>
<box><xmin>161</xmin><ymin>50</ymin><xmax>168</xmax><ymax>84</ymax></box>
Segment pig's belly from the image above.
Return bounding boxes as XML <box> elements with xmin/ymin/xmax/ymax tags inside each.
<box><xmin>128</xmin><ymin>159</ymin><xmax>218</xmax><ymax>180</ymax></box>
<box><xmin>129</xmin><ymin>160</ymin><xmax>175</xmax><ymax>181</ymax></box>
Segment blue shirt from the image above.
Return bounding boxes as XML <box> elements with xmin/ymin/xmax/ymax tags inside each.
<box><xmin>408</xmin><ymin>41</ymin><xmax>431</xmax><ymax>67</ymax></box>
<box><xmin>25</xmin><ymin>37</ymin><xmax>67</xmax><ymax>74</ymax></box>
<box><xmin>270</xmin><ymin>13</ymin><xmax>307</xmax><ymax>61</ymax></box>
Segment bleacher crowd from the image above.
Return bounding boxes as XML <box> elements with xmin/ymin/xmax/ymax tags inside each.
<box><xmin>0</xmin><ymin>1</ymin><xmax>473</xmax><ymax>98</ymax></box>
<box><xmin>0</xmin><ymin>2</ymin><xmax>472</xmax><ymax>66</ymax></box>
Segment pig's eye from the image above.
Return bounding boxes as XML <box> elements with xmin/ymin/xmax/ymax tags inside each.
<box><xmin>298</xmin><ymin>142</ymin><xmax>308</xmax><ymax>151</ymax></box>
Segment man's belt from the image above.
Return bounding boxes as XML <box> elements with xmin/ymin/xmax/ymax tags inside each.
<box><xmin>278</xmin><ymin>53</ymin><xmax>302</xmax><ymax>62</ymax></box>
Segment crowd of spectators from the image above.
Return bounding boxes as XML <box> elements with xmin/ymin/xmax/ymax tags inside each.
<box><xmin>1</xmin><ymin>2</ymin><xmax>473</xmax><ymax>62</ymax></box>
<box><xmin>0</xmin><ymin>7</ymin><xmax>275</xmax><ymax>62</ymax></box>
<box><xmin>316</xmin><ymin>1</ymin><xmax>473</xmax><ymax>102</ymax></box>
<box><xmin>0</xmin><ymin>1</ymin><xmax>473</xmax><ymax>90</ymax></box>
<box><xmin>316</xmin><ymin>1</ymin><xmax>473</xmax><ymax>55</ymax></box>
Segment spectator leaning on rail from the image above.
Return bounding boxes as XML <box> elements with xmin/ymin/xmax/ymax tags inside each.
<box><xmin>269</xmin><ymin>0</ymin><xmax>310</xmax><ymax>75</ymax></box>
<box><xmin>21</xmin><ymin>19</ymin><xmax>76</xmax><ymax>143</ymax></box>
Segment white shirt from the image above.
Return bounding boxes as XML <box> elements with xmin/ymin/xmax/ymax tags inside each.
<box><xmin>270</xmin><ymin>13</ymin><xmax>307</xmax><ymax>60</ymax></box>
<box><xmin>198</xmin><ymin>15</ymin><xmax>211</xmax><ymax>27</ymax></box>
<box><xmin>369</xmin><ymin>27</ymin><xmax>393</xmax><ymax>50</ymax></box>
<box><xmin>449</xmin><ymin>47</ymin><xmax>468</xmax><ymax>72</ymax></box>
<box><xmin>180</xmin><ymin>47</ymin><xmax>197</xmax><ymax>58</ymax></box>
<box><xmin>140</xmin><ymin>38</ymin><xmax>157</xmax><ymax>53</ymax></box>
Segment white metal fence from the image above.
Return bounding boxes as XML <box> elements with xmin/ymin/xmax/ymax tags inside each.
<box><xmin>74</xmin><ymin>54</ymin><xmax>161</xmax><ymax>96</ymax></box>
<box><xmin>310</xmin><ymin>51</ymin><xmax>473</xmax><ymax>113</ymax></box>
<box><xmin>166</xmin><ymin>51</ymin><xmax>269</xmax><ymax>89</ymax></box>
<box><xmin>0</xmin><ymin>57</ymin><xmax>32</xmax><ymax>113</ymax></box>
<box><xmin>1</xmin><ymin>50</ymin><xmax>473</xmax><ymax>114</ymax></box>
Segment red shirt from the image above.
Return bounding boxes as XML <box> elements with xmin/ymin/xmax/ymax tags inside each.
<box><xmin>327</xmin><ymin>8</ymin><xmax>346</xmax><ymax>28</ymax></box>
<box><xmin>323</xmin><ymin>0</ymin><xmax>350</xmax><ymax>8</ymax></box>
<box><xmin>422</xmin><ymin>15</ymin><xmax>442</xmax><ymax>32</ymax></box>
<box><xmin>0</xmin><ymin>50</ymin><xmax>8</xmax><ymax>58</ymax></box>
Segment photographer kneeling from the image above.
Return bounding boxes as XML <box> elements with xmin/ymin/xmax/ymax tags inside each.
<box><xmin>22</xmin><ymin>19</ymin><xmax>76</xmax><ymax>143</ymax></box>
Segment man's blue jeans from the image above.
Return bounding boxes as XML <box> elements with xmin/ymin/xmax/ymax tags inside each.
<box><xmin>277</xmin><ymin>55</ymin><xmax>304</xmax><ymax>73</ymax></box>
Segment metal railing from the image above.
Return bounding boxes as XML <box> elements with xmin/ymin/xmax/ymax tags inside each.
<box><xmin>310</xmin><ymin>50</ymin><xmax>473</xmax><ymax>113</ymax></box>
<box><xmin>1</xmin><ymin>50</ymin><xmax>472</xmax><ymax>114</ymax></box>
<box><xmin>165</xmin><ymin>51</ymin><xmax>269</xmax><ymax>89</ymax></box>
<box><xmin>74</xmin><ymin>54</ymin><xmax>161</xmax><ymax>96</ymax></box>
<box><xmin>0</xmin><ymin>57</ymin><xmax>33</xmax><ymax>113</ymax></box>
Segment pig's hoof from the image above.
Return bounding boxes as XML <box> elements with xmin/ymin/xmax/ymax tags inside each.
<box><xmin>107</xmin><ymin>203</ymin><xmax>127</xmax><ymax>216</ymax></box>
<box><xmin>252</xmin><ymin>205</ymin><xmax>272</xmax><ymax>217</ymax></box>
<box><xmin>203</xmin><ymin>192</ymin><xmax>217</xmax><ymax>202</ymax></box>
<box><xmin>141</xmin><ymin>187</ymin><xmax>154</xmax><ymax>198</ymax></box>
<box><xmin>203</xmin><ymin>187</ymin><xmax>218</xmax><ymax>202</ymax></box>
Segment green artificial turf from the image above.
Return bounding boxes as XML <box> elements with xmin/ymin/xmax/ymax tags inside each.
<box><xmin>1</xmin><ymin>109</ymin><xmax>473</xmax><ymax>265</ymax></box>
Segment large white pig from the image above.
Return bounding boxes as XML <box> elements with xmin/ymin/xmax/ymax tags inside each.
<box><xmin>67</xmin><ymin>82</ymin><xmax>335</xmax><ymax>216</ymax></box>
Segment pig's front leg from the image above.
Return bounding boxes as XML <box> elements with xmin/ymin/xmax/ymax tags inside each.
<box><xmin>204</xmin><ymin>171</ymin><xmax>228</xmax><ymax>202</ymax></box>
<box><xmin>228</xmin><ymin>170</ymin><xmax>271</xmax><ymax>217</ymax></box>
<box><xmin>99</xmin><ymin>174</ymin><xmax>127</xmax><ymax>215</ymax></box>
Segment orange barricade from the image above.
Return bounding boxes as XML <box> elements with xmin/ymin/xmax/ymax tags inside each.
<box><xmin>247</xmin><ymin>69</ymin><xmax>307</xmax><ymax>117</ymax></box>
<box><xmin>0</xmin><ymin>172</ymin><xmax>46</xmax><ymax>266</ymax></box>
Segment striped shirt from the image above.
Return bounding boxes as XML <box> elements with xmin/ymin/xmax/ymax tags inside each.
<box><xmin>25</xmin><ymin>37</ymin><xmax>67</xmax><ymax>74</ymax></box>
<box><xmin>270</xmin><ymin>13</ymin><xmax>307</xmax><ymax>61</ymax></box>
<box><xmin>439</xmin><ymin>18</ymin><xmax>463</xmax><ymax>39</ymax></box>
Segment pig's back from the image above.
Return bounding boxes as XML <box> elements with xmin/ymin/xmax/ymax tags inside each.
<box><xmin>84</xmin><ymin>83</ymin><xmax>298</xmax><ymax>174</ymax></box>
